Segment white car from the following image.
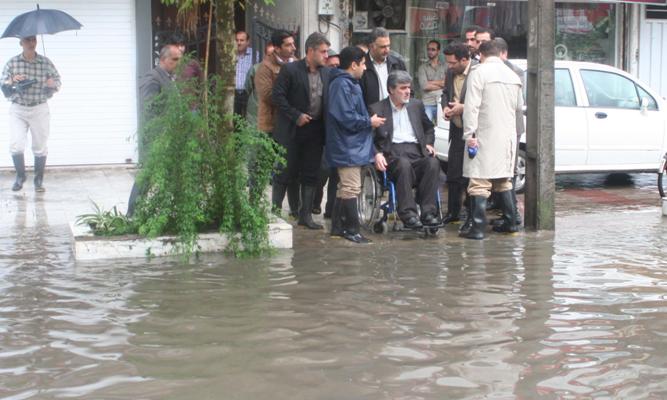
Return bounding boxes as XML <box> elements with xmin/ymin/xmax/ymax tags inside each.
<box><xmin>434</xmin><ymin>60</ymin><xmax>667</xmax><ymax>192</ymax></box>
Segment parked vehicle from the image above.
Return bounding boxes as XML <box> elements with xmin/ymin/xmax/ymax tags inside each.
<box><xmin>434</xmin><ymin>60</ymin><xmax>667</xmax><ymax>193</ymax></box>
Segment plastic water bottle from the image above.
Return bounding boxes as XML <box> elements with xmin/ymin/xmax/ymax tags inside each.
<box><xmin>467</xmin><ymin>134</ymin><xmax>477</xmax><ymax>159</ymax></box>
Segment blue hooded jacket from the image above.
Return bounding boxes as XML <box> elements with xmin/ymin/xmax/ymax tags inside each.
<box><xmin>325</xmin><ymin>69</ymin><xmax>373</xmax><ymax>168</ymax></box>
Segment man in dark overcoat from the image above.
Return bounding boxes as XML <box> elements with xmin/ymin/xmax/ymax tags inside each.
<box><xmin>271</xmin><ymin>32</ymin><xmax>331</xmax><ymax>229</ymax></box>
<box><xmin>441</xmin><ymin>42</ymin><xmax>473</xmax><ymax>226</ymax></box>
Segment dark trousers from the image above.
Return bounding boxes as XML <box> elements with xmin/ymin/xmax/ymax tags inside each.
<box><xmin>233</xmin><ymin>90</ymin><xmax>248</xmax><ymax>117</ymax></box>
<box><xmin>387</xmin><ymin>143</ymin><xmax>440</xmax><ymax>220</ymax></box>
<box><xmin>274</xmin><ymin>120</ymin><xmax>324</xmax><ymax>187</ymax></box>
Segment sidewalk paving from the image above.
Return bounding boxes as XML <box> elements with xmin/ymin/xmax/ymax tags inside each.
<box><xmin>0</xmin><ymin>167</ymin><xmax>663</xmax><ymax>233</ymax></box>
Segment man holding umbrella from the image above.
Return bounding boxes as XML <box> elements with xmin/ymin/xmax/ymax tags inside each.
<box><xmin>2</xmin><ymin>35</ymin><xmax>61</xmax><ymax>192</ymax></box>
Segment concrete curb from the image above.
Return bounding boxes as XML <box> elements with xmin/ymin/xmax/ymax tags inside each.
<box><xmin>70</xmin><ymin>219</ymin><xmax>293</xmax><ymax>260</ymax></box>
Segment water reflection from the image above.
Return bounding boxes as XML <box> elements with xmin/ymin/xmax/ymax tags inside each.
<box><xmin>0</xmin><ymin>208</ymin><xmax>666</xmax><ymax>398</ymax></box>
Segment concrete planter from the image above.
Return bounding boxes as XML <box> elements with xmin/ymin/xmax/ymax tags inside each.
<box><xmin>70</xmin><ymin>219</ymin><xmax>292</xmax><ymax>260</ymax></box>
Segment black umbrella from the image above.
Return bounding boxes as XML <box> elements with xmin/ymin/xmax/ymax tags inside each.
<box><xmin>1</xmin><ymin>4</ymin><xmax>82</xmax><ymax>39</ymax></box>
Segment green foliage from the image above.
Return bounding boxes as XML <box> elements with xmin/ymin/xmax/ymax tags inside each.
<box><xmin>132</xmin><ymin>74</ymin><xmax>284</xmax><ymax>257</ymax></box>
<box><xmin>76</xmin><ymin>201</ymin><xmax>135</xmax><ymax>236</ymax></box>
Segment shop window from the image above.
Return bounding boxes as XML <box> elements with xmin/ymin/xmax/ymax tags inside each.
<box><xmin>555</xmin><ymin>3</ymin><xmax>616</xmax><ymax>66</ymax></box>
<box><xmin>646</xmin><ymin>5</ymin><xmax>667</xmax><ymax>20</ymax></box>
<box><xmin>581</xmin><ymin>70</ymin><xmax>640</xmax><ymax>109</ymax></box>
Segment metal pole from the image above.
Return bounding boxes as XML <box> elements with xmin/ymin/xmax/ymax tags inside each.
<box><xmin>525</xmin><ymin>0</ymin><xmax>555</xmax><ymax>231</ymax></box>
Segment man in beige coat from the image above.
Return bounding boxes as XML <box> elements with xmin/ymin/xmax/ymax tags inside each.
<box><xmin>461</xmin><ymin>40</ymin><xmax>524</xmax><ymax>240</ymax></box>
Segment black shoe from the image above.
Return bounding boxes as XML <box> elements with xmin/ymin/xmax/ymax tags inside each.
<box><xmin>403</xmin><ymin>216</ymin><xmax>423</xmax><ymax>230</ymax></box>
<box><xmin>421</xmin><ymin>213</ymin><xmax>440</xmax><ymax>227</ymax></box>
<box><xmin>342</xmin><ymin>231</ymin><xmax>371</xmax><ymax>244</ymax></box>
<box><xmin>442</xmin><ymin>213</ymin><xmax>460</xmax><ymax>224</ymax></box>
<box><xmin>298</xmin><ymin>185</ymin><xmax>323</xmax><ymax>230</ymax></box>
<box><xmin>11</xmin><ymin>153</ymin><xmax>26</xmax><ymax>191</ymax></box>
<box><xmin>33</xmin><ymin>156</ymin><xmax>47</xmax><ymax>192</ymax></box>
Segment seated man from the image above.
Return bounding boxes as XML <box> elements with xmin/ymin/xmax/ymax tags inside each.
<box><xmin>370</xmin><ymin>70</ymin><xmax>441</xmax><ymax>229</ymax></box>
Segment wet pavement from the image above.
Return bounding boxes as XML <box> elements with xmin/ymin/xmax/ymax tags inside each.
<box><xmin>1</xmin><ymin>168</ymin><xmax>667</xmax><ymax>399</ymax></box>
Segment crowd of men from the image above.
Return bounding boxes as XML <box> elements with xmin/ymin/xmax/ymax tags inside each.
<box><xmin>132</xmin><ymin>25</ymin><xmax>524</xmax><ymax>243</ymax></box>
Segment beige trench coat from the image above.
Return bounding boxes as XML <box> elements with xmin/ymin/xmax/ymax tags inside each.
<box><xmin>462</xmin><ymin>57</ymin><xmax>524</xmax><ymax>179</ymax></box>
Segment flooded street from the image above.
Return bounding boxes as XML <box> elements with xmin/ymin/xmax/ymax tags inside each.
<box><xmin>1</xmin><ymin>169</ymin><xmax>667</xmax><ymax>399</ymax></box>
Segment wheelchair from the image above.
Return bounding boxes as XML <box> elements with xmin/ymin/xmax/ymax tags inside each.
<box><xmin>358</xmin><ymin>164</ymin><xmax>443</xmax><ymax>236</ymax></box>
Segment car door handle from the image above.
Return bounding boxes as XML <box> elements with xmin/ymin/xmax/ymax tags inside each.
<box><xmin>595</xmin><ymin>112</ymin><xmax>607</xmax><ymax>119</ymax></box>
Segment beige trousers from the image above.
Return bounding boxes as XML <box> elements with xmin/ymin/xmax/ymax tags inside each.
<box><xmin>468</xmin><ymin>177</ymin><xmax>512</xmax><ymax>198</ymax></box>
<box><xmin>337</xmin><ymin>166</ymin><xmax>361</xmax><ymax>199</ymax></box>
<box><xmin>9</xmin><ymin>102</ymin><xmax>50</xmax><ymax>156</ymax></box>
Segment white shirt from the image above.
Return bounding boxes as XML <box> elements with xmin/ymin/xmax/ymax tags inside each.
<box><xmin>390</xmin><ymin>99</ymin><xmax>418</xmax><ymax>144</ymax></box>
<box><xmin>373</xmin><ymin>59</ymin><xmax>389</xmax><ymax>100</ymax></box>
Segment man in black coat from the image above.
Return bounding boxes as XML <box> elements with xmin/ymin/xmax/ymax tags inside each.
<box><xmin>370</xmin><ymin>71</ymin><xmax>441</xmax><ymax>229</ymax></box>
<box><xmin>360</xmin><ymin>27</ymin><xmax>406</xmax><ymax>108</ymax></box>
<box><xmin>271</xmin><ymin>32</ymin><xmax>331</xmax><ymax>229</ymax></box>
<box><xmin>441</xmin><ymin>42</ymin><xmax>472</xmax><ymax>225</ymax></box>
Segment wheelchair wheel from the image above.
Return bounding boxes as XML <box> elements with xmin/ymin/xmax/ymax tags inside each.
<box><xmin>358</xmin><ymin>165</ymin><xmax>381</xmax><ymax>228</ymax></box>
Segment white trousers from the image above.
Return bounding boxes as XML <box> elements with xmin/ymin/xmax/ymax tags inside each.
<box><xmin>9</xmin><ymin>102</ymin><xmax>50</xmax><ymax>157</ymax></box>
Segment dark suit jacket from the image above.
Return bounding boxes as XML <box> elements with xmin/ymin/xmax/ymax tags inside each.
<box><xmin>369</xmin><ymin>98</ymin><xmax>434</xmax><ymax>159</ymax></box>
<box><xmin>271</xmin><ymin>59</ymin><xmax>331</xmax><ymax>146</ymax></box>
<box><xmin>440</xmin><ymin>59</ymin><xmax>478</xmax><ymax>115</ymax></box>
<box><xmin>360</xmin><ymin>53</ymin><xmax>406</xmax><ymax>108</ymax></box>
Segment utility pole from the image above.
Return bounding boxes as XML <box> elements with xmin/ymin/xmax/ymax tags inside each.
<box><xmin>525</xmin><ymin>0</ymin><xmax>555</xmax><ymax>230</ymax></box>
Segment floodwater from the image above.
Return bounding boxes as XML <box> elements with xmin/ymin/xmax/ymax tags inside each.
<box><xmin>1</xmin><ymin>170</ymin><xmax>667</xmax><ymax>399</ymax></box>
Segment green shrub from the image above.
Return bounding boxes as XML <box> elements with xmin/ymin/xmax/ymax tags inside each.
<box><xmin>130</xmin><ymin>75</ymin><xmax>284</xmax><ymax>257</ymax></box>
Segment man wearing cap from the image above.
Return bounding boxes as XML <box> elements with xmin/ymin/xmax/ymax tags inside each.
<box><xmin>326</xmin><ymin>49</ymin><xmax>340</xmax><ymax>68</ymax></box>
<box><xmin>2</xmin><ymin>35</ymin><xmax>61</xmax><ymax>192</ymax></box>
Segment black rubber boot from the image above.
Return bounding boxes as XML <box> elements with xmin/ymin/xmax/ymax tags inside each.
<box><xmin>462</xmin><ymin>196</ymin><xmax>487</xmax><ymax>240</ymax></box>
<box><xmin>458</xmin><ymin>195</ymin><xmax>473</xmax><ymax>235</ymax></box>
<box><xmin>11</xmin><ymin>153</ymin><xmax>26</xmax><ymax>191</ymax></box>
<box><xmin>492</xmin><ymin>190</ymin><xmax>519</xmax><ymax>233</ymax></box>
<box><xmin>272</xmin><ymin>182</ymin><xmax>288</xmax><ymax>215</ymax></box>
<box><xmin>298</xmin><ymin>185</ymin><xmax>323</xmax><ymax>230</ymax></box>
<box><xmin>287</xmin><ymin>182</ymin><xmax>299</xmax><ymax>218</ymax></box>
<box><xmin>341</xmin><ymin>198</ymin><xmax>371</xmax><ymax>244</ymax></box>
<box><xmin>33</xmin><ymin>156</ymin><xmax>47</xmax><ymax>192</ymax></box>
<box><xmin>442</xmin><ymin>182</ymin><xmax>462</xmax><ymax>224</ymax></box>
<box><xmin>330</xmin><ymin>198</ymin><xmax>344</xmax><ymax>237</ymax></box>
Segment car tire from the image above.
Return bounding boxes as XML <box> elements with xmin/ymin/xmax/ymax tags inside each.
<box><xmin>515</xmin><ymin>150</ymin><xmax>527</xmax><ymax>194</ymax></box>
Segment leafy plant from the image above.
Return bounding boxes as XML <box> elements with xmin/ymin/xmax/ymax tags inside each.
<box><xmin>131</xmin><ymin>75</ymin><xmax>284</xmax><ymax>257</ymax></box>
<box><xmin>76</xmin><ymin>201</ymin><xmax>135</xmax><ymax>236</ymax></box>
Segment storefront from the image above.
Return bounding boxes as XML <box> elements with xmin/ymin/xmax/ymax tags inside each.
<box><xmin>349</xmin><ymin>1</ymin><xmax>623</xmax><ymax>91</ymax></box>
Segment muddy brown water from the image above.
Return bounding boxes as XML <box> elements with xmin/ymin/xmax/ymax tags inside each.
<box><xmin>1</xmin><ymin>172</ymin><xmax>667</xmax><ymax>399</ymax></box>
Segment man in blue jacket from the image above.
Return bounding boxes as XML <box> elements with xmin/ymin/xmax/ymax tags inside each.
<box><xmin>326</xmin><ymin>46</ymin><xmax>386</xmax><ymax>244</ymax></box>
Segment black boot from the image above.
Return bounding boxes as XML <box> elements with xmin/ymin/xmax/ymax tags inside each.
<box><xmin>11</xmin><ymin>153</ymin><xmax>26</xmax><ymax>191</ymax></box>
<box><xmin>271</xmin><ymin>182</ymin><xmax>288</xmax><ymax>215</ymax></box>
<box><xmin>442</xmin><ymin>182</ymin><xmax>462</xmax><ymax>224</ymax></box>
<box><xmin>298</xmin><ymin>185</ymin><xmax>323</xmax><ymax>230</ymax></box>
<box><xmin>341</xmin><ymin>198</ymin><xmax>371</xmax><ymax>244</ymax></box>
<box><xmin>492</xmin><ymin>190</ymin><xmax>519</xmax><ymax>233</ymax></box>
<box><xmin>287</xmin><ymin>182</ymin><xmax>299</xmax><ymax>218</ymax></box>
<box><xmin>458</xmin><ymin>195</ymin><xmax>473</xmax><ymax>235</ymax></box>
<box><xmin>33</xmin><ymin>156</ymin><xmax>47</xmax><ymax>192</ymax></box>
<box><xmin>462</xmin><ymin>196</ymin><xmax>487</xmax><ymax>240</ymax></box>
<box><xmin>330</xmin><ymin>198</ymin><xmax>344</xmax><ymax>237</ymax></box>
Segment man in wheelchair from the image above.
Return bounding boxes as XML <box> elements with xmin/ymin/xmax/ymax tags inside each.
<box><xmin>370</xmin><ymin>71</ymin><xmax>442</xmax><ymax>230</ymax></box>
